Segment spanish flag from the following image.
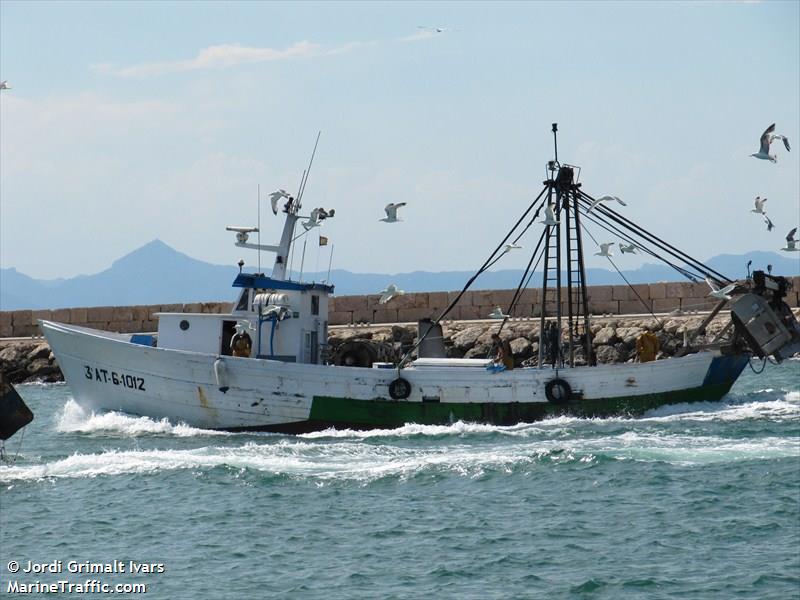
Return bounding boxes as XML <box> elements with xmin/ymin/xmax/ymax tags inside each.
<box><xmin>319</xmin><ymin>235</ymin><xmax>328</xmax><ymax>246</ymax></box>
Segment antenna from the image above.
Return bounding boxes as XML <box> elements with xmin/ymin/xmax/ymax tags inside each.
<box><xmin>552</xmin><ymin>123</ymin><xmax>558</xmax><ymax>164</ymax></box>
<box><xmin>296</xmin><ymin>130</ymin><xmax>321</xmax><ymax>209</ymax></box>
<box><xmin>325</xmin><ymin>244</ymin><xmax>334</xmax><ymax>284</ymax></box>
<box><xmin>257</xmin><ymin>184</ymin><xmax>261</xmax><ymax>274</ymax></box>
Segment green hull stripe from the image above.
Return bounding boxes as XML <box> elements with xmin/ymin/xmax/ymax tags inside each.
<box><xmin>309</xmin><ymin>382</ymin><xmax>737</xmax><ymax>428</ymax></box>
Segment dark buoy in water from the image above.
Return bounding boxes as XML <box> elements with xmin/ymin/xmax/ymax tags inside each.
<box><xmin>0</xmin><ymin>373</ymin><xmax>33</xmax><ymax>441</ymax></box>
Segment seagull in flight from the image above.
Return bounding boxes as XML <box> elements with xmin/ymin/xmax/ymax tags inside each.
<box><xmin>594</xmin><ymin>242</ymin><xmax>615</xmax><ymax>257</ymax></box>
<box><xmin>587</xmin><ymin>195</ymin><xmax>626</xmax><ymax>213</ymax></box>
<box><xmin>501</xmin><ymin>243</ymin><xmax>523</xmax><ymax>255</ymax></box>
<box><xmin>302</xmin><ymin>207</ymin><xmax>334</xmax><ymax>231</ymax></box>
<box><xmin>380</xmin><ymin>202</ymin><xmax>406</xmax><ymax>223</ymax></box>
<box><xmin>751</xmin><ymin>123</ymin><xmax>791</xmax><ymax>163</ymax></box>
<box><xmin>417</xmin><ymin>26</ymin><xmax>457</xmax><ymax>34</ymax></box>
<box><xmin>751</xmin><ymin>196</ymin><xmax>767</xmax><ymax>214</ymax></box>
<box><xmin>540</xmin><ymin>204</ymin><xmax>559</xmax><ymax>226</ymax></box>
<box><xmin>764</xmin><ymin>215</ymin><xmax>775</xmax><ymax>232</ymax></box>
<box><xmin>705</xmin><ymin>277</ymin><xmax>736</xmax><ymax>301</ymax></box>
<box><xmin>0</xmin><ymin>81</ymin><xmax>10</xmax><ymax>90</ymax></box>
<box><xmin>781</xmin><ymin>227</ymin><xmax>800</xmax><ymax>252</ymax></box>
<box><xmin>619</xmin><ymin>243</ymin><xmax>639</xmax><ymax>254</ymax></box>
<box><xmin>269</xmin><ymin>189</ymin><xmax>291</xmax><ymax>215</ymax></box>
<box><xmin>378</xmin><ymin>283</ymin><xmax>405</xmax><ymax>304</ymax></box>
<box><xmin>488</xmin><ymin>307</ymin><xmax>509</xmax><ymax>320</ymax></box>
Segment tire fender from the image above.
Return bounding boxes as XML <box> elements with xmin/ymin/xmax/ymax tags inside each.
<box><xmin>389</xmin><ymin>378</ymin><xmax>412</xmax><ymax>400</ymax></box>
<box><xmin>545</xmin><ymin>378</ymin><xmax>571</xmax><ymax>403</ymax></box>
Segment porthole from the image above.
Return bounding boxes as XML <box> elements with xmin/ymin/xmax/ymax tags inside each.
<box><xmin>180</xmin><ymin>319</ymin><xmax>190</xmax><ymax>331</ymax></box>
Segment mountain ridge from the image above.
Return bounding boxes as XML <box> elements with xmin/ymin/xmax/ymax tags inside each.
<box><xmin>2</xmin><ymin>241</ymin><xmax>798</xmax><ymax>310</ymax></box>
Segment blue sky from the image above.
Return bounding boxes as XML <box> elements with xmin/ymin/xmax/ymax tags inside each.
<box><xmin>1</xmin><ymin>0</ymin><xmax>798</xmax><ymax>281</ymax></box>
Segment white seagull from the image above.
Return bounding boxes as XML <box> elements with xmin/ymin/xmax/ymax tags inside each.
<box><xmin>488</xmin><ymin>307</ymin><xmax>509</xmax><ymax>320</ymax></box>
<box><xmin>302</xmin><ymin>207</ymin><xmax>334</xmax><ymax>231</ymax></box>
<box><xmin>540</xmin><ymin>204</ymin><xmax>559</xmax><ymax>226</ymax></box>
<box><xmin>781</xmin><ymin>227</ymin><xmax>799</xmax><ymax>252</ymax></box>
<box><xmin>417</xmin><ymin>26</ymin><xmax>457</xmax><ymax>34</ymax></box>
<box><xmin>764</xmin><ymin>215</ymin><xmax>775</xmax><ymax>232</ymax></box>
<box><xmin>587</xmin><ymin>195</ymin><xmax>627</xmax><ymax>213</ymax></box>
<box><xmin>619</xmin><ymin>243</ymin><xmax>639</xmax><ymax>254</ymax></box>
<box><xmin>751</xmin><ymin>196</ymin><xmax>767</xmax><ymax>214</ymax></box>
<box><xmin>380</xmin><ymin>202</ymin><xmax>406</xmax><ymax>223</ymax></box>
<box><xmin>751</xmin><ymin>123</ymin><xmax>791</xmax><ymax>163</ymax></box>
<box><xmin>0</xmin><ymin>81</ymin><xmax>10</xmax><ymax>90</ymax></box>
<box><xmin>501</xmin><ymin>243</ymin><xmax>523</xmax><ymax>255</ymax></box>
<box><xmin>269</xmin><ymin>189</ymin><xmax>291</xmax><ymax>215</ymax></box>
<box><xmin>705</xmin><ymin>277</ymin><xmax>737</xmax><ymax>301</ymax></box>
<box><xmin>378</xmin><ymin>283</ymin><xmax>405</xmax><ymax>304</ymax></box>
<box><xmin>595</xmin><ymin>242</ymin><xmax>615</xmax><ymax>257</ymax></box>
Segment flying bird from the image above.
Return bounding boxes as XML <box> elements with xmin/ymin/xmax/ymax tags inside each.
<box><xmin>302</xmin><ymin>207</ymin><xmax>334</xmax><ymax>231</ymax></box>
<box><xmin>594</xmin><ymin>242</ymin><xmax>615</xmax><ymax>257</ymax></box>
<box><xmin>488</xmin><ymin>307</ymin><xmax>509</xmax><ymax>320</ymax></box>
<box><xmin>540</xmin><ymin>204</ymin><xmax>559</xmax><ymax>226</ymax></box>
<box><xmin>619</xmin><ymin>243</ymin><xmax>639</xmax><ymax>254</ymax></box>
<box><xmin>781</xmin><ymin>227</ymin><xmax>799</xmax><ymax>252</ymax></box>
<box><xmin>380</xmin><ymin>202</ymin><xmax>406</xmax><ymax>223</ymax></box>
<box><xmin>417</xmin><ymin>26</ymin><xmax>457</xmax><ymax>33</ymax></box>
<box><xmin>501</xmin><ymin>243</ymin><xmax>523</xmax><ymax>255</ymax></box>
<box><xmin>378</xmin><ymin>283</ymin><xmax>405</xmax><ymax>304</ymax></box>
<box><xmin>587</xmin><ymin>195</ymin><xmax>626</xmax><ymax>213</ymax></box>
<box><xmin>705</xmin><ymin>277</ymin><xmax>737</xmax><ymax>301</ymax></box>
<box><xmin>0</xmin><ymin>81</ymin><xmax>10</xmax><ymax>90</ymax></box>
<box><xmin>751</xmin><ymin>123</ymin><xmax>791</xmax><ymax>163</ymax></box>
<box><xmin>751</xmin><ymin>196</ymin><xmax>767</xmax><ymax>214</ymax></box>
<box><xmin>764</xmin><ymin>215</ymin><xmax>775</xmax><ymax>232</ymax></box>
<box><xmin>269</xmin><ymin>189</ymin><xmax>291</xmax><ymax>215</ymax></box>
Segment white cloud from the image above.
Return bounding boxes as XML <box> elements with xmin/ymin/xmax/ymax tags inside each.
<box><xmin>93</xmin><ymin>30</ymin><xmax>437</xmax><ymax>78</ymax></box>
<box><xmin>93</xmin><ymin>41</ymin><xmax>322</xmax><ymax>78</ymax></box>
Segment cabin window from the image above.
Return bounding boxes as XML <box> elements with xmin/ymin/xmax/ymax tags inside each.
<box><xmin>235</xmin><ymin>290</ymin><xmax>249</xmax><ymax>312</ymax></box>
<box><xmin>311</xmin><ymin>295</ymin><xmax>320</xmax><ymax>316</ymax></box>
<box><xmin>179</xmin><ymin>320</ymin><xmax>190</xmax><ymax>331</ymax></box>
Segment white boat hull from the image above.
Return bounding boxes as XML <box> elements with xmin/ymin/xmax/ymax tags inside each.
<box><xmin>41</xmin><ymin>321</ymin><xmax>750</xmax><ymax>432</ymax></box>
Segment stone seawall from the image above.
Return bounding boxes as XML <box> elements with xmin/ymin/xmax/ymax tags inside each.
<box><xmin>2</xmin><ymin>278</ymin><xmax>799</xmax><ymax>337</ymax></box>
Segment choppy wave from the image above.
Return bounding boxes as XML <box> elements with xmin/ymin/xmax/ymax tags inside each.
<box><xmin>56</xmin><ymin>400</ymin><xmax>232</xmax><ymax>438</ymax></box>
<box><xmin>3</xmin><ymin>428</ymin><xmax>797</xmax><ymax>483</ymax></box>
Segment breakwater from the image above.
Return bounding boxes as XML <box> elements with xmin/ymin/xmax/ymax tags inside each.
<box><xmin>2</xmin><ymin>279</ymin><xmax>799</xmax><ymax>337</ymax></box>
<box><xmin>2</xmin><ymin>311</ymin><xmax>781</xmax><ymax>385</ymax></box>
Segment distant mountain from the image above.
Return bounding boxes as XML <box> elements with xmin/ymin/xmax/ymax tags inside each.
<box><xmin>1</xmin><ymin>240</ymin><xmax>798</xmax><ymax>310</ymax></box>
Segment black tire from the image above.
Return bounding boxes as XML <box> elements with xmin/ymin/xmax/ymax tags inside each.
<box><xmin>389</xmin><ymin>378</ymin><xmax>412</xmax><ymax>400</ymax></box>
<box><xmin>545</xmin><ymin>378</ymin><xmax>571</xmax><ymax>404</ymax></box>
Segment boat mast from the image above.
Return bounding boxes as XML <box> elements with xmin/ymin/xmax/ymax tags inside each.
<box><xmin>537</xmin><ymin>124</ymin><xmax>592</xmax><ymax>368</ymax></box>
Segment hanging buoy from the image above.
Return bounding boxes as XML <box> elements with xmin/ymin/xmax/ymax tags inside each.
<box><xmin>214</xmin><ymin>358</ymin><xmax>229</xmax><ymax>393</ymax></box>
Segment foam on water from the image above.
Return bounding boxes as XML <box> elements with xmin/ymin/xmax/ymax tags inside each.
<box><xmin>4</xmin><ymin>426</ymin><xmax>797</xmax><ymax>484</ymax></box>
<box><xmin>56</xmin><ymin>399</ymin><xmax>232</xmax><ymax>438</ymax></box>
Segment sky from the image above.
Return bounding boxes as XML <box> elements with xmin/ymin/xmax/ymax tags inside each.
<box><xmin>1</xmin><ymin>0</ymin><xmax>799</xmax><ymax>281</ymax></box>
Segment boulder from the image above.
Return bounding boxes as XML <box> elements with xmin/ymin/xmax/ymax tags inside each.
<box><xmin>452</xmin><ymin>326</ymin><xmax>484</xmax><ymax>351</ymax></box>
<box><xmin>26</xmin><ymin>342</ymin><xmax>51</xmax><ymax>362</ymax></box>
<box><xmin>595</xmin><ymin>345</ymin><xmax>621</xmax><ymax>364</ymax></box>
<box><xmin>593</xmin><ymin>326</ymin><xmax>618</xmax><ymax>346</ymax></box>
<box><xmin>509</xmin><ymin>337</ymin><xmax>532</xmax><ymax>360</ymax></box>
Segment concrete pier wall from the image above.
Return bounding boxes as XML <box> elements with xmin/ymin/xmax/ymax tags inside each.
<box><xmin>2</xmin><ymin>278</ymin><xmax>799</xmax><ymax>337</ymax></box>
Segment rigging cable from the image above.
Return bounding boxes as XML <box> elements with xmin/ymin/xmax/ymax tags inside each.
<box><xmin>578</xmin><ymin>207</ymin><xmax>706</xmax><ymax>282</ymax></box>
<box><xmin>580</xmin><ymin>221</ymin><xmax>663</xmax><ymax>326</ymax></box>
<box><xmin>577</xmin><ymin>191</ymin><xmax>732</xmax><ymax>283</ymax></box>
<box><xmin>397</xmin><ymin>185</ymin><xmax>549</xmax><ymax>369</ymax></box>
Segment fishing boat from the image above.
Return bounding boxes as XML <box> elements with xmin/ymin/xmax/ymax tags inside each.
<box><xmin>41</xmin><ymin>127</ymin><xmax>800</xmax><ymax>432</ymax></box>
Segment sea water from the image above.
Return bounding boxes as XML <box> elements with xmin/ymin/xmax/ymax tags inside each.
<box><xmin>1</xmin><ymin>361</ymin><xmax>798</xmax><ymax>599</ymax></box>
